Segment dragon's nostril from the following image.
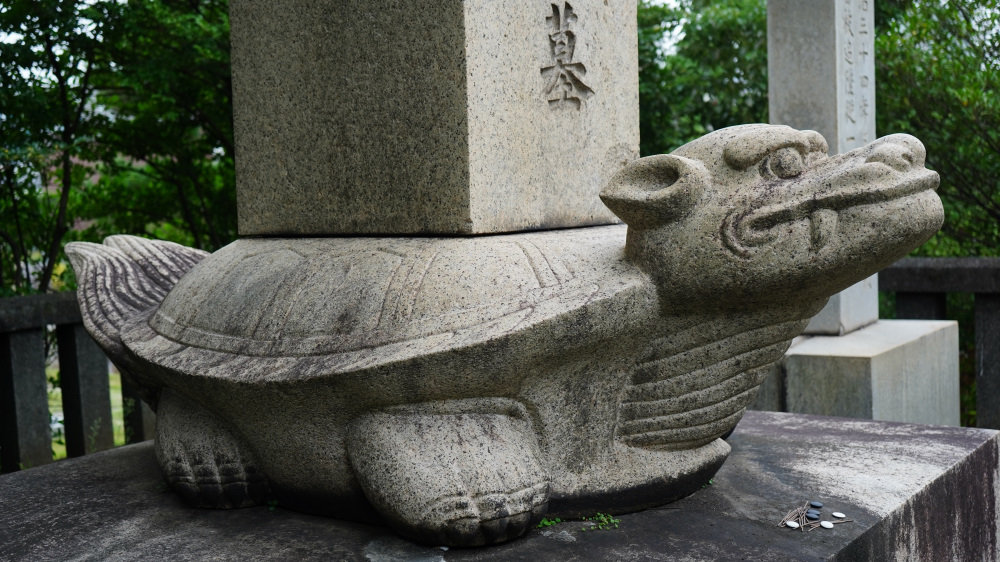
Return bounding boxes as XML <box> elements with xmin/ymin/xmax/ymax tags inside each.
<box><xmin>867</xmin><ymin>143</ymin><xmax>914</xmax><ymax>172</ymax></box>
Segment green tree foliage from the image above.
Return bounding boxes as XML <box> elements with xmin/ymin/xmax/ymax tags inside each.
<box><xmin>82</xmin><ymin>0</ymin><xmax>235</xmax><ymax>251</ymax></box>
<box><xmin>638</xmin><ymin>0</ymin><xmax>768</xmax><ymax>156</ymax></box>
<box><xmin>876</xmin><ymin>0</ymin><xmax>1000</xmax><ymax>256</ymax></box>
<box><xmin>0</xmin><ymin>1</ymin><xmax>114</xmax><ymax>294</ymax></box>
<box><xmin>0</xmin><ymin>0</ymin><xmax>234</xmax><ymax>295</ymax></box>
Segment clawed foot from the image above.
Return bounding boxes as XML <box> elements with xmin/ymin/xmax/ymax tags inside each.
<box><xmin>420</xmin><ymin>481</ymin><xmax>550</xmax><ymax>545</ymax></box>
<box><xmin>347</xmin><ymin>399</ymin><xmax>550</xmax><ymax>546</ymax></box>
<box><xmin>155</xmin><ymin>390</ymin><xmax>269</xmax><ymax>508</ymax></box>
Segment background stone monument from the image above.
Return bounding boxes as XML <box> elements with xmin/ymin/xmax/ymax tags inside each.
<box><xmin>758</xmin><ymin>0</ymin><xmax>959</xmax><ymax>425</ymax></box>
<box><xmin>768</xmin><ymin>0</ymin><xmax>879</xmax><ymax>336</ymax></box>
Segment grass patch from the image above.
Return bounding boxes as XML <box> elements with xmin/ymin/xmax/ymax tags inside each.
<box><xmin>48</xmin><ymin>367</ymin><xmax>126</xmax><ymax>460</ymax></box>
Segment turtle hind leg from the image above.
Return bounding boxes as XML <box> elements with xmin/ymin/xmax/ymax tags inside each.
<box><xmin>154</xmin><ymin>389</ymin><xmax>270</xmax><ymax>508</ymax></box>
<box><xmin>347</xmin><ymin>399</ymin><xmax>550</xmax><ymax>547</ymax></box>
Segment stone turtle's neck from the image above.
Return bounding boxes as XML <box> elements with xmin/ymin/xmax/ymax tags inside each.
<box><xmin>615</xmin><ymin>302</ymin><xmax>820</xmax><ymax>451</ymax></box>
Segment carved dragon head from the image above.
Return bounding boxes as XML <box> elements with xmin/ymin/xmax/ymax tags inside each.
<box><xmin>601</xmin><ymin>124</ymin><xmax>943</xmax><ymax>312</ymax></box>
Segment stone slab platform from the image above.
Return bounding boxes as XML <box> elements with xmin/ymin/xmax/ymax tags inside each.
<box><xmin>1</xmin><ymin>411</ymin><xmax>996</xmax><ymax>561</ymax></box>
<box><xmin>754</xmin><ymin>320</ymin><xmax>960</xmax><ymax>428</ymax></box>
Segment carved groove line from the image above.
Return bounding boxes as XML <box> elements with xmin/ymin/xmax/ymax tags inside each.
<box><xmin>515</xmin><ymin>241</ymin><xmax>558</xmax><ymax>288</ymax></box>
<box><xmin>621</xmin><ymin>340</ymin><xmax>789</xmax><ymax>413</ymax></box>
<box><xmin>619</xmin><ymin>404</ymin><xmax>750</xmax><ymax>450</ymax></box>
<box><xmin>619</xmin><ymin>369</ymin><xmax>769</xmax><ymax>436</ymax></box>
<box><xmin>105</xmin><ymin>235</ymin><xmax>207</xmax><ymax>291</ymax></box>
<box><xmin>615</xmin><ymin>314</ymin><xmax>808</xmax><ymax>450</ymax></box>
<box><xmin>631</xmin><ymin>318</ymin><xmax>805</xmax><ymax>384</ymax></box>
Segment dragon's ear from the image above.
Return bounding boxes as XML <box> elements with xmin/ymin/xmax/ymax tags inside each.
<box><xmin>600</xmin><ymin>154</ymin><xmax>708</xmax><ymax>229</ymax></box>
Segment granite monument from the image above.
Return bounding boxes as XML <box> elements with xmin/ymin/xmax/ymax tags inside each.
<box><xmin>67</xmin><ymin>123</ymin><xmax>943</xmax><ymax>546</ymax></box>
<box><xmin>63</xmin><ymin>0</ymin><xmax>946</xmax><ymax>548</ymax></box>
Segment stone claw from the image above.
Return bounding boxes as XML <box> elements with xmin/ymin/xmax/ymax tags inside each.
<box><xmin>427</xmin><ymin>481</ymin><xmax>550</xmax><ymax>545</ymax></box>
<box><xmin>154</xmin><ymin>390</ymin><xmax>270</xmax><ymax>509</ymax></box>
<box><xmin>347</xmin><ymin>399</ymin><xmax>550</xmax><ymax>547</ymax></box>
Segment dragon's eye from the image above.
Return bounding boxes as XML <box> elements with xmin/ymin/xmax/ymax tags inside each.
<box><xmin>761</xmin><ymin>147</ymin><xmax>804</xmax><ymax>179</ymax></box>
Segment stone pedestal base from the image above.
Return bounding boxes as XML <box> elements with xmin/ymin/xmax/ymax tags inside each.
<box><xmin>804</xmin><ymin>274</ymin><xmax>879</xmax><ymax>335</ymax></box>
<box><xmin>1</xmin><ymin>411</ymin><xmax>995</xmax><ymax>560</ymax></box>
<box><xmin>754</xmin><ymin>319</ymin><xmax>959</xmax><ymax>426</ymax></box>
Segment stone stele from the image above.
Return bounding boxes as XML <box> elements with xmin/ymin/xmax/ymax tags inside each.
<box><xmin>67</xmin><ymin>125</ymin><xmax>943</xmax><ymax>547</ymax></box>
<box><xmin>231</xmin><ymin>0</ymin><xmax>637</xmax><ymax>236</ymax></box>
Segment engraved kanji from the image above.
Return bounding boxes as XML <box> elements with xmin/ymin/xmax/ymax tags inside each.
<box><xmin>541</xmin><ymin>2</ymin><xmax>594</xmax><ymax>109</ymax></box>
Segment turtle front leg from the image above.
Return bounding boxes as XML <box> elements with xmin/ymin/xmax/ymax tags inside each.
<box><xmin>155</xmin><ymin>389</ymin><xmax>270</xmax><ymax>508</ymax></box>
<box><xmin>346</xmin><ymin>399</ymin><xmax>550</xmax><ymax>547</ymax></box>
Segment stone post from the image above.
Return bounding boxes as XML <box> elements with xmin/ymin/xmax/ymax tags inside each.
<box><xmin>768</xmin><ymin>0</ymin><xmax>877</xmax><ymax>335</ymax></box>
<box><xmin>757</xmin><ymin>0</ymin><xmax>960</xmax><ymax>425</ymax></box>
<box><xmin>0</xmin><ymin>330</ymin><xmax>51</xmax><ymax>471</ymax></box>
<box><xmin>56</xmin><ymin>324</ymin><xmax>114</xmax><ymax>456</ymax></box>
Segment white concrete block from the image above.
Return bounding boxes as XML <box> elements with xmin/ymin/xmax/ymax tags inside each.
<box><xmin>804</xmin><ymin>274</ymin><xmax>879</xmax><ymax>335</ymax></box>
<box><xmin>784</xmin><ymin>320</ymin><xmax>959</xmax><ymax>426</ymax></box>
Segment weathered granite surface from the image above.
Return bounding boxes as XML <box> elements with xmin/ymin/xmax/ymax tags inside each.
<box><xmin>785</xmin><ymin>320</ymin><xmax>959</xmax><ymax>425</ymax></box>
<box><xmin>768</xmin><ymin>0</ymin><xmax>880</xmax><ymax>334</ymax></box>
<box><xmin>66</xmin><ymin>125</ymin><xmax>944</xmax><ymax>547</ymax></box>
<box><xmin>753</xmin><ymin>320</ymin><xmax>961</xmax><ymax>427</ymax></box>
<box><xmin>231</xmin><ymin>0</ymin><xmax>637</xmax><ymax>235</ymax></box>
<box><xmin>1</xmin><ymin>411</ymin><xmax>996</xmax><ymax>561</ymax></box>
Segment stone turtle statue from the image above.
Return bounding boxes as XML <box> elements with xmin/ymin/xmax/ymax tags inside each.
<box><xmin>67</xmin><ymin>124</ymin><xmax>943</xmax><ymax>547</ymax></box>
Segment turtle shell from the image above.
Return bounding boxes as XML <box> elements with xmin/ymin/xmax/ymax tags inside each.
<box><xmin>142</xmin><ymin>225</ymin><xmax>650</xmax><ymax>370</ymax></box>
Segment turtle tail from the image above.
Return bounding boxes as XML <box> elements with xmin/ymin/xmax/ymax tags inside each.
<box><xmin>66</xmin><ymin>236</ymin><xmax>208</xmax><ymax>403</ymax></box>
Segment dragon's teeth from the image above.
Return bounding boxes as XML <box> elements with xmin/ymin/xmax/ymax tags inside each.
<box><xmin>810</xmin><ymin>209</ymin><xmax>838</xmax><ymax>250</ymax></box>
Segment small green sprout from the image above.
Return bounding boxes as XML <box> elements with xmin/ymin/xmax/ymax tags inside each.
<box><xmin>536</xmin><ymin>517</ymin><xmax>562</xmax><ymax>528</ymax></box>
<box><xmin>581</xmin><ymin>512</ymin><xmax>620</xmax><ymax>531</ymax></box>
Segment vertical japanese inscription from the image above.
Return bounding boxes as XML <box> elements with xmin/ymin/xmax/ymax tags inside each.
<box><xmin>541</xmin><ymin>2</ymin><xmax>594</xmax><ymax>109</ymax></box>
<box><xmin>856</xmin><ymin>0</ymin><xmax>872</xmax><ymax>126</ymax></box>
<box><xmin>840</xmin><ymin>0</ymin><xmax>873</xmax><ymax>150</ymax></box>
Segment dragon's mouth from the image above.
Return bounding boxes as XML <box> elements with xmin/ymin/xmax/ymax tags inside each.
<box><xmin>722</xmin><ymin>166</ymin><xmax>939</xmax><ymax>257</ymax></box>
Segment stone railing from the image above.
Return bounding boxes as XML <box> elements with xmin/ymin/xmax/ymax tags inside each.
<box><xmin>0</xmin><ymin>292</ymin><xmax>154</xmax><ymax>473</ymax></box>
<box><xmin>880</xmin><ymin>257</ymin><xmax>1000</xmax><ymax>429</ymax></box>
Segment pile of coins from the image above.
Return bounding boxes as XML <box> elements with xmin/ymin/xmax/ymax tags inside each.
<box><xmin>777</xmin><ymin>500</ymin><xmax>852</xmax><ymax>532</ymax></box>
